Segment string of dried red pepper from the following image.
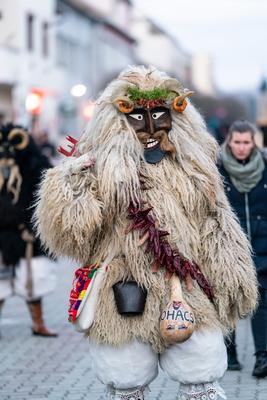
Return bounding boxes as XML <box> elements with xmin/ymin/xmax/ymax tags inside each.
<box><xmin>127</xmin><ymin>202</ymin><xmax>214</xmax><ymax>301</ymax></box>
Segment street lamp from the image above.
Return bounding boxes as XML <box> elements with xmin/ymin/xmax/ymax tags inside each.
<box><xmin>70</xmin><ymin>84</ymin><xmax>87</xmax><ymax>97</ymax></box>
<box><xmin>25</xmin><ymin>91</ymin><xmax>43</xmax><ymax>115</ymax></box>
<box><xmin>25</xmin><ymin>89</ymin><xmax>45</xmax><ymax>133</ymax></box>
<box><xmin>82</xmin><ymin>101</ymin><xmax>95</xmax><ymax>120</ymax></box>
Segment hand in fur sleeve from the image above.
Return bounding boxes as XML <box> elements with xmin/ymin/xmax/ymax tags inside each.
<box><xmin>34</xmin><ymin>154</ymin><xmax>103</xmax><ymax>263</ymax></box>
<box><xmin>199</xmin><ymin>189</ymin><xmax>258</xmax><ymax>329</ymax></box>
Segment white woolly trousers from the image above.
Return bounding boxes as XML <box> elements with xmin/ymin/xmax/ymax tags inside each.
<box><xmin>89</xmin><ymin>328</ymin><xmax>227</xmax><ymax>390</ymax></box>
<box><xmin>0</xmin><ymin>256</ymin><xmax>57</xmax><ymax>301</ymax></box>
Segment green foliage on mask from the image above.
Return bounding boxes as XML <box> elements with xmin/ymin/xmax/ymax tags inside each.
<box><xmin>127</xmin><ymin>87</ymin><xmax>175</xmax><ymax>101</ymax></box>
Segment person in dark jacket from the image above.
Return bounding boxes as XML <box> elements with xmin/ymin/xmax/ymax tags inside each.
<box><xmin>0</xmin><ymin>123</ymin><xmax>57</xmax><ymax>337</ymax></box>
<box><xmin>219</xmin><ymin>119</ymin><xmax>267</xmax><ymax>378</ymax></box>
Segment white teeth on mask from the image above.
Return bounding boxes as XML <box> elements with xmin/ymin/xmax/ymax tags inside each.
<box><xmin>145</xmin><ymin>139</ymin><xmax>158</xmax><ymax>148</ymax></box>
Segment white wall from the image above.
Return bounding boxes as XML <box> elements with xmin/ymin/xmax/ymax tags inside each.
<box><xmin>0</xmin><ymin>0</ymin><xmax>63</xmax><ymax>136</ymax></box>
<box><xmin>0</xmin><ymin>0</ymin><xmax>22</xmax><ymax>50</ymax></box>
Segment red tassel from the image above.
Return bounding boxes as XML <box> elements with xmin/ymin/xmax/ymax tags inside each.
<box><xmin>58</xmin><ymin>135</ymin><xmax>78</xmax><ymax>157</ymax></box>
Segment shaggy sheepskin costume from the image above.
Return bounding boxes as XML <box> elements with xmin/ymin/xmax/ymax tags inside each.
<box><xmin>35</xmin><ymin>67</ymin><xmax>257</xmax><ymax>399</ymax></box>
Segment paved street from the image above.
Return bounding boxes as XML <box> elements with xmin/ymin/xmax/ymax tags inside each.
<box><xmin>1</xmin><ymin>259</ymin><xmax>267</xmax><ymax>400</ymax></box>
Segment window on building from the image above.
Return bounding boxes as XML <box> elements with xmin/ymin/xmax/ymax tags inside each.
<box><xmin>56</xmin><ymin>34</ymin><xmax>78</xmax><ymax>70</ymax></box>
<box><xmin>56</xmin><ymin>35</ymin><xmax>67</xmax><ymax>67</ymax></box>
<box><xmin>42</xmin><ymin>22</ymin><xmax>49</xmax><ymax>57</ymax></box>
<box><xmin>27</xmin><ymin>13</ymin><xmax>34</xmax><ymax>51</ymax></box>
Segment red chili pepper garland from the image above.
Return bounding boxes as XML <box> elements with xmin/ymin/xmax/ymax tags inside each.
<box><xmin>127</xmin><ymin>202</ymin><xmax>214</xmax><ymax>301</ymax></box>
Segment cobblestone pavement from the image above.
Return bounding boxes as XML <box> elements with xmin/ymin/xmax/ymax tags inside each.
<box><xmin>0</xmin><ymin>260</ymin><xmax>267</xmax><ymax>400</ymax></box>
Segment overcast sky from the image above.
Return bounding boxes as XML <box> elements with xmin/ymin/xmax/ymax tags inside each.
<box><xmin>134</xmin><ymin>0</ymin><xmax>267</xmax><ymax>93</ymax></box>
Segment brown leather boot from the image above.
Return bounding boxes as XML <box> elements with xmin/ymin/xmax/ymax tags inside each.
<box><xmin>27</xmin><ymin>299</ymin><xmax>58</xmax><ymax>337</ymax></box>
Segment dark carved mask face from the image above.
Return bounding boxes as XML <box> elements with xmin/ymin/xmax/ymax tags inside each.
<box><xmin>126</xmin><ymin>107</ymin><xmax>176</xmax><ymax>164</ymax></box>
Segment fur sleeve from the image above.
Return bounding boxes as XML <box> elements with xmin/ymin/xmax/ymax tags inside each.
<box><xmin>199</xmin><ymin>188</ymin><xmax>258</xmax><ymax>329</ymax></box>
<box><xmin>34</xmin><ymin>154</ymin><xmax>103</xmax><ymax>263</ymax></box>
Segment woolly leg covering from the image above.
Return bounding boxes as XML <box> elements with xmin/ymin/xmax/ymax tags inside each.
<box><xmin>107</xmin><ymin>386</ymin><xmax>147</xmax><ymax>400</ymax></box>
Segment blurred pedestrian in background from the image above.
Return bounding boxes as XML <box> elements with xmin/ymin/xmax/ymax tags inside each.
<box><xmin>34</xmin><ymin>130</ymin><xmax>58</xmax><ymax>165</ymax></box>
<box><xmin>219</xmin><ymin>120</ymin><xmax>267</xmax><ymax>378</ymax></box>
<box><xmin>0</xmin><ymin>123</ymin><xmax>57</xmax><ymax>337</ymax></box>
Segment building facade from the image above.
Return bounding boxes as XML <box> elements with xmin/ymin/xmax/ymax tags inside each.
<box><xmin>0</xmin><ymin>0</ymin><xmax>195</xmax><ymax>140</ymax></box>
<box><xmin>0</xmin><ymin>0</ymin><xmax>61</xmax><ymax>134</ymax></box>
<box><xmin>0</xmin><ymin>0</ymin><xmax>136</xmax><ymax>139</ymax></box>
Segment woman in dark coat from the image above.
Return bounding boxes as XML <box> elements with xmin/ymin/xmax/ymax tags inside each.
<box><xmin>219</xmin><ymin>120</ymin><xmax>267</xmax><ymax>378</ymax></box>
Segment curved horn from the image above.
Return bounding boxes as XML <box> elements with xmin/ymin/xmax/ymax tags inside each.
<box><xmin>159</xmin><ymin>78</ymin><xmax>182</xmax><ymax>93</ymax></box>
<box><xmin>172</xmin><ymin>91</ymin><xmax>194</xmax><ymax>113</ymax></box>
<box><xmin>7</xmin><ymin>128</ymin><xmax>29</xmax><ymax>150</ymax></box>
<box><xmin>180</xmin><ymin>90</ymin><xmax>194</xmax><ymax>100</ymax></box>
<box><xmin>113</xmin><ymin>96</ymin><xmax>134</xmax><ymax>113</ymax></box>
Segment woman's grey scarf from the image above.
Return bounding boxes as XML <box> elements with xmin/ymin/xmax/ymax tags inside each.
<box><xmin>221</xmin><ymin>144</ymin><xmax>265</xmax><ymax>193</ymax></box>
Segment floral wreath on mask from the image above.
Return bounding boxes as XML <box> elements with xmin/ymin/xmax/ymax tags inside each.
<box><xmin>113</xmin><ymin>86</ymin><xmax>194</xmax><ymax>114</ymax></box>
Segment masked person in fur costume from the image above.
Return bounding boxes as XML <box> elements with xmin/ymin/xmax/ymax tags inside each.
<box><xmin>35</xmin><ymin>67</ymin><xmax>257</xmax><ymax>400</ymax></box>
<box><xmin>0</xmin><ymin>123</ymin><xmax>57</xmax><ymax>337</ymax></box>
